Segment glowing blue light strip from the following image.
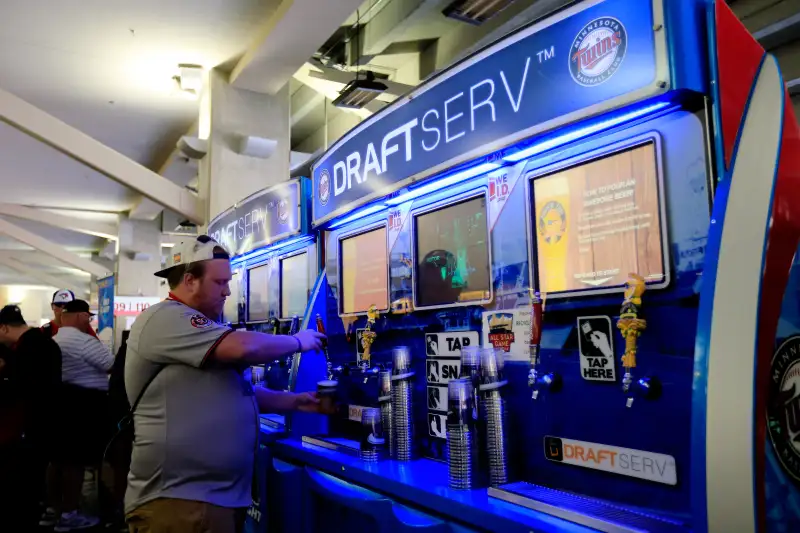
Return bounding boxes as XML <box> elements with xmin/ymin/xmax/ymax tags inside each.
<box><xmin>328</xmin><ymin>203</ymin><xmax>388</xmax><ymax>229</ymax></box>
<box><xmin>386</xmin><ymin>162</ymin><xmax>500</xmax><ymax>206</ymax></box>
<box><xmin>503</xmin><ymin>102</ymin><xmax>672</xmax><ymax>162</ymax></box>
<box><xmin>231</xmin><ymin>235</ymin><xmax>315</xmax><ymax>266</ymax></box>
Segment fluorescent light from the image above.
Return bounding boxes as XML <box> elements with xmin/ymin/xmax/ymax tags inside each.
<box><xmin>386</xmin><ymin>162</ymin><xmax>499</xmax><ymax>206</ymax></box>
<box><xmin>329</xmin><ymin>204</ymin><xmax>388</xmax><ymax>229</ymax></box>
<box><xmin>503</xmin><ymin>102</ymin><xmax>672</xmax><ymax>163</ymax></box>
<box><xmin>332</xmin><ymin>72</ymin><xmax>388</xmax><ymax>109</ymax></box>
<box><xmin>443</xmin><ymin>0</ymin><xmax>518</xmax><ymax>25</ymax></box>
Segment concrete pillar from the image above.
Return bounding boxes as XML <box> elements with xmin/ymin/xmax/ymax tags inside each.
<box><xmin>200</xmin><ymin>69</ymin><xmax>291</xmax><ymax>222</ymax></box>
<box><xmin>116</xmin><ymin>218</ymin><xmax>162</xmax><ymax>297</ymax></box>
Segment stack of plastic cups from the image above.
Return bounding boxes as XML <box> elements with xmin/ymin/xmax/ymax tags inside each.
<box><xmin>378</xmin><ymin>370</ymin><xmax>394</xmax><ymax>459</ymax></box>
<box><xmin>480</xmin><ymin>347</ymin><xmax>508</xmax><ymax>487</ymax></box>
<box><xmin>360</xmin><ymin>407</ymin><xmax>384</xmax><ymax>462</ymax></box>
<box><xmin>391</xmin><ymin>347</ymin><xmax>415</xmax><ymax>461</ymax></box>
<box><xmin>447</xmin><ymin>378</ymin><xmax>476</xmax><ymax>489</ymax></box>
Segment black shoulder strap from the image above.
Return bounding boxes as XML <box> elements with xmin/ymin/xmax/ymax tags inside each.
<box><xmin>129</xmin><ymin>365</ymin><xmax>166</xmax><ymax>416</ymax></box>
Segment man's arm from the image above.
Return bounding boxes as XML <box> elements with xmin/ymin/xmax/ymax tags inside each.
<box><xmin>255</xmin><ymin>386</ymin><xmax>321</xmax><ymax>414</ymax></box>
<box><xmin>82</xmin><ymin>335</ymin><xmax>114</xmax><ymax>372</ymax></box>
<box><xmin>211</xmin><ymin>329</ymin><xmax>324</xmax><ymax>365</ymax></box>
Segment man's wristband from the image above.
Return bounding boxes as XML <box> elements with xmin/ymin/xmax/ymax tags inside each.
<box><xmin>292</xmin><ymin>335</ymin><xmax>301</xmax><ymax>353</ymax></box>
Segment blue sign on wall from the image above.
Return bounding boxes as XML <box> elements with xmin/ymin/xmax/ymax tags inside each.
<box><xmin>208</xmin><ymin>179</ymin><xmax>302</xmax><ymax>257</ymax></box>
<box><xmin>97</xmin><ymin>275</ymin><xmax>114</xmax><ymax>334</ymax></box>
<box><xmin>312</xmin><ymin>0</ymin><xmax>666</xmax><ymax>224</ymax></box>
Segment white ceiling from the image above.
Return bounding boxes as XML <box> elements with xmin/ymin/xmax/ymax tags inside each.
<box><xmin>0</xmin><ymin>0</ymin><xmax>283</xmax><ymax>286</ymax></box>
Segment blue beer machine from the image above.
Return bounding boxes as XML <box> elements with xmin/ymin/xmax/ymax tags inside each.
<box><xmin>259</xmin><ymin>1</ymin><xmax>800</xmax><ymax>532</ymax></box>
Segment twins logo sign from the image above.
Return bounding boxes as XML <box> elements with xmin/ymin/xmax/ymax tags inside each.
<box><xmin>570</xmin><ymin>17</ymin><xmax>627</xmax><ymax>87</ymax></box>
<box><xmin>318</xmin><ymin>169</ymin><xmax>331</xmax><ymax>206</ymax></box>
<box><xmin>768</xmin><ymin>336</ymin><xmax>800</xmax><ymax>484</ymax></box>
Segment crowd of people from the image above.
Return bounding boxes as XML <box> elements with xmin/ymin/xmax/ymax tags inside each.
<box><xmin>0</xmin><ymin>235</ymin><xmax>327</xmax><ymax>533</ymax></box>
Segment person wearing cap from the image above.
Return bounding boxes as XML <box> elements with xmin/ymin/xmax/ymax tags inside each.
<box><xmin>0</xmin><ymin>304</ymin><xmax>62</xmax><ymax>530</ymax></box>
<box><xmin>42</xmin><ymin>289</ymin><xmax>97</xmax><ymax>339</ymax></box>
<box><xmin>46</xmin><ymin>299</ymin><xmax>114</xmax><ymax>531</ymax></box>
<box><xmin>124</xmin><ymin>235</ymin><xmax>326</xmax><ymax>533</ymax></box>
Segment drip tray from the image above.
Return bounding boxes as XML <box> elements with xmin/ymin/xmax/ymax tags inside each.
<box><xmin>488</xmin><ymin>482</ymin><xmax>690</xmax><ymax>533</ymax></box>
<box><xmin>302</xmin><ymin>435</ymin><xmax>361</xmax><ymax>457</ymax></box>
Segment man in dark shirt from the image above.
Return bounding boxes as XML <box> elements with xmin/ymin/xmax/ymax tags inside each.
<box><xmin>0</xmin><ymin>304</ymin><xmax>62</xmax><ymax>529</ymax></box>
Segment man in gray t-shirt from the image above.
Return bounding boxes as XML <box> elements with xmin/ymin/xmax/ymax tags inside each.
<box><xmin>125</xmin><ymin>236</ymin><xmax>325</xmax><ymax>533</ymax></box>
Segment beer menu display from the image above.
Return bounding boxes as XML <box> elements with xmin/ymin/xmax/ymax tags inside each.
<box><xmin>341</xmin><ymin>227</ymin><xmax>389</xmax><ymax>314</ymax></box>
<box><xmin>281</xmin><ymin>253</ymin><xmax>308</xmax><ymax>318</ymax></box>
<box><xmin>248</xmin><ymin>264</ymin><xmax>270</xmax><ymax>322</ymax></box>
<box><xmin>414</xmin><ymin>196</ymin><xmax>491</xmax><ymax>307</ymax></box>
<box><xmin>533</xmin><ymin>142</ymin><xmax>665</xmax><ymax>294</ymax></box>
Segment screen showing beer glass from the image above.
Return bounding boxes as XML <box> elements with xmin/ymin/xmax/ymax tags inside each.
<box><xmin>533</xmin><ymin>142</ymin><xmax>665</xmax><ymax>295</ymax></box>
<box><xmin>414</xmin><ymin>196</ymin><xmax>491</xmax><ymax>307</ymax></box>
<box><xmin>247</xmin><ymin>264</ymin><xmax>270</xmax><ymax>322</ymax></box>
<box><xmin>340</xmin><ymin>227</ymin><xmax>388</xmax><ymax>314</ymax></box>
<box><xmin>281</xmin><ymin>252</ymin><xmax>308</xmax><ymax>318</ymax></box>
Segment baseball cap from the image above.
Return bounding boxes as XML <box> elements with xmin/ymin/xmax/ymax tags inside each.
<box><xmin>0</xmin><ymin>305</ymin><xmax>25</xmax><ymax>325</ymax></box>
<box><xmin>155</xmin><ymin>235</ymin><xmax>230</xmax><ymax>278</ymax></box>
<box><xmin>52</xmin><ymin>289</ymin><xmax>76</xmax><ymax>305</ymax></box>
<box><xmin>63</xmin><ymin>300</ymin><xmax>95</xmax><ymax>316</ymax></box>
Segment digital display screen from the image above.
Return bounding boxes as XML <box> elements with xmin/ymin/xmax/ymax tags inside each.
<box><xmin>281</xmin><ymin>253</ymin><xmax>308</xmax><ymax>318</ymax></box>
<box><xmin>533</xmin><ymin>142</ymin><xmax>665</xmax><ymax>294</ymax></box>
<box><xmin>223</xmin><ymin>269</ymin><xmax>241</xmax><ymax>324</ymax></box>
<box><xmin>247</xmin><ymin>264</ymin><xmax>270</xmax><ymax>322</ymax></box>
<box><xmin>414</xmin><ymin>196</ymin><xmax>491</xmax><ymax>307</ymax></box>
<box><xmin>341</xmin><ymin>227</ymin><xmax>388</xmax><ymax>314</ymax></box>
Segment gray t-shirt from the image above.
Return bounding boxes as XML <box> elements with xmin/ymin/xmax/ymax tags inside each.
<box><xmin>124</xmin><ymin>299</ymin><xmax>258</xmax><ymax>513</ymax></box>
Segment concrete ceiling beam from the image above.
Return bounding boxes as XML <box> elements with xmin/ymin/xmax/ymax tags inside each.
<box><xmin>753</xmin><ymin>12</ymin><xmax>800</xmax><ymax>50</ymax></box>
<box><xmin>0</xmin><ymin>87</ymin><xmax>204</xmax><ymax>225</ymax></box>
<box><xmin>0</xmin><ymin>255</ymin><xmax>87</xmax><ymax>295</ymax></box>
<box><xmin>292</xmin><ymin>89</ymin><xmax>326</xmax><ymax>127</ymax></box>
<box><xmin>230</xmin><ymin>0</ymin><xmax>366</xmax><ymax>95</ymax></box>
<box><xmin>0</xmin><ymin>217</ymin><xmax>110</xmax><ymax>278</ymax></box>
<box><xmin>0</xmin><ymin>203</ymin><xmax>118</xmax><ymax>240</ymax></box>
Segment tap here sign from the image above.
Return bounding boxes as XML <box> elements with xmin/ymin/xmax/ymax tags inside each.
<box><xmin>544</xmin><ymin>436</ymin><xmax>677</xmax><ymax>485</ymax></box>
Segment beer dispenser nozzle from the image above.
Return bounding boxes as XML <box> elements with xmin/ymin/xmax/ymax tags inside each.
<box><xmin>528</xmin><ymin>291</ymin><xmax>544</xmax><ymax>399</ymax></box>
<box><xmin>360</xmin><ymin>305</ymin><xmax>379</xmax><ymax>375</ymax></box>
<box><xmin>315</xmin><ymin>314</ymin><xmax>332</xmax><ymax>380</ymax></box>
<box><xmin>617</xmin><ymin>273</ymin><xmax>647</xmax><ymax>407</ymax></box>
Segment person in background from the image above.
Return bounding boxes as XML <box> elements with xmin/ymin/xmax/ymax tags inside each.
<box><xmin>0</xmin><ymin>305</ymin><xmax>62</xmax><ymax>530</ymax></box>
<box><xmin>125</xmin><ymin>235</ymin><xmax>326</xmax><ymax>533</ymax></box>
<box><xmin>47</xmin><ymin>299</ymin><xmax>114</xmax><ymax>532</ymax></box>
<box><xmin>43</xmin><ymin>289</ymin><xmax>97</xmax><ymax>338</ymax></box>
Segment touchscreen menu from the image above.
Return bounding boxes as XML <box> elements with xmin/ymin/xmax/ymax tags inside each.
<box><xmin>341</xmin><ymin>227</ymin><xmax>389</xmax><ymax>314</ymax></box>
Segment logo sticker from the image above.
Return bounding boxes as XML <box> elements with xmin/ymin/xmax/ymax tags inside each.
<box><xmin>277</xmin><ymin>199</ymin><xmax>289</xmax><ymax>224</ymax></box>
<box><xmin>486</xmin><ymin>312</ymin><xmax>515</xmax><ymax>352</ymax></box>
<box><xmin>173</xmin><ymin>253</ymin><xmax>182</xmax><ymax>264</ymax></box>
<box><xmin>538</xmin><ymin>201</ymin><xmax>567</xmax><ymax>244</ymax></box>
<box><xmin>190</xmin><ymin>314</ymin><xmax>213</xmax><ymax>329</ymax></box>
<box><xmin>768</xmin><ymin>336</ymin><xmax>800</xmax><ymax>483</ymax></box>
<box><xmin>569</xmin><ymin>17</ymin><xmax>627</xmax><ymax>87</ymax></box>
<box><xmin>319</xmin><ymin>169</ymin><xmax>331</xmax><ymax>206</ymax></box>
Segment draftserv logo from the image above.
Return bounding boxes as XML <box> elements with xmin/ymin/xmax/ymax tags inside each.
<box><xmin>544</xmin><ymin>436</ymin><xmax>677</xmax><ymax>486</ymax></box>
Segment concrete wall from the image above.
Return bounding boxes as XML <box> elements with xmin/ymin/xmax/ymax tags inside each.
<box><xmin>204</xmin><ymin>69</ymin><xmax>291</xmax><ymax>221</ymax></box>
<box><xmin>294</xmin><ymin>101</ymin><xmax>363</xmax><ymax>154</ymax></box>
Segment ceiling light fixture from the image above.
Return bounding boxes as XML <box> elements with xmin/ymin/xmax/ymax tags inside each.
<box><xmin>443</xmin><ymin>0</ymin><xmax>518</xmax><ymax>25</ymax></box>
<box><xmin>173</xmin><ymin>64</ymin><xmax>204</xmax><ymax>99</ymax></box>
<box><xmin>332</xmin><ymin>9</ymin><xmax>387</xmax><ymax>109</ymax></box>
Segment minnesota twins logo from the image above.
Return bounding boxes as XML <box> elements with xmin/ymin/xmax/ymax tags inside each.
<box><xmin>319</xmin><ymin>169</ymin><xmax>331</xmax><ymax>206</ymax></box>
<box><xmin>277</xmin><ymin>199</ymin><xmax>289</xmax><ymax>224</ymax></box>
<box><xmin>538</xmin><ymin>201</ymin><xmax>567</xmax><ymax>244</ymax></box>
<box><xmin>190</xmin><ymin>314</ymin><xmax>213</xmax><ymax>329</ymax></box>
<box><xmin>570</xmin><ymin>17</ymin><xmax>627</xmax><ymax>87</ymax></box>
<box><xmin>768</xmin><ymin>336</ymin><xmax>800</xmax><ymax>484</ymax></box>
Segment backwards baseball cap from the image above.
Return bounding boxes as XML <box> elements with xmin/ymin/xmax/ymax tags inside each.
<box><xmin>155</xmin><ymin>235</ymin><xmax>230</xmax><ymax>278</ymax></box>
<box><xmin>63</xmin><ymin>300</ymin><xmax>95</xmax><ymax>316</ymax></box>
<box><xmin>52</xmin><ymin>289</ymin><xmax>76</xmax><ymax>305</ymax></box>
<box><xmin>0</xmin><ymin>305</ymin><xmax>25</xmax><ymax>325</ymax></box>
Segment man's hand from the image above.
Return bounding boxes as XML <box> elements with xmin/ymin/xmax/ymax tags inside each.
<box><xmin>294</xmin><ymin>330</ymin><xmax>326</xmax><ymax>352</ymax></box>
<box><xmin>293</xmin><ymin>392</ymin><xmax>322</xmax><ymax>413</ymax></box>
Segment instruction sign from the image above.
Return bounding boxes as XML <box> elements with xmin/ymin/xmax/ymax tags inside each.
<box><xmin>427</xmin><ymin>386</ymin><xmax>448</xmax><ymax>412</ymax></box>
<box><xmin>577</xmin><ymin>316</ymin><xmax>616</xmax><ymax>382</ymax></box>
<box><xmin>425</xmin><ymin>332</ymin><xmax>479</xmax><ymax>357</ymax></box>
<box><xmin>428</xmin><ymin>413</ymin><xmax>447</xmax><ymax>439</ymax></box>
<box><xmin>426</xmin><ymin>359</ymin><xmax>461</xmax><ymax>385</ymax></box>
